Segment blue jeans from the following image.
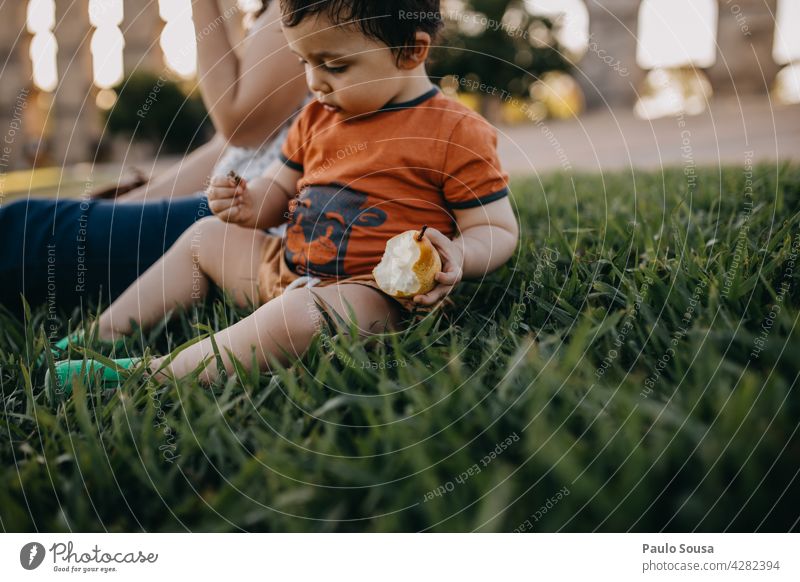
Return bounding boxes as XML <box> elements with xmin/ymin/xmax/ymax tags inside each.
<box><xmin>0</xmin><ymin>195</ymin><xmax>210</xmax><ymax>317</ymax></box>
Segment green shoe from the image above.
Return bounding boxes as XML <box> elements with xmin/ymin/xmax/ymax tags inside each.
<box><xmin>40</xmin><ymin>330</ymin><xmax>127</xmax><ymax>367</ymax></box>
<box><xmin>45</xmin><ymin>357</ymin><xmax>142</xmax><ymax>397</ymax></box>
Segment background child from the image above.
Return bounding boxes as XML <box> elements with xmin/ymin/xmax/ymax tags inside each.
<box><xmin>48</xmin><ymin>0</ymin><xmax>519</xmax><ymax>390</ymax></box>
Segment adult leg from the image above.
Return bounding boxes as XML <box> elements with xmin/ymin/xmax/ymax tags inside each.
<box><xmin>119</xmin><ymin>134</ymin><xmax>225</xmax><ymax>202</ymax></box>
<box><xmin>150</xmin><ymin>283</ymin><xmax>401</xmax><ymax>383</ymax></box>
<box><xmin>0</xmin><ymin>195</ymin><xmax>209</xmax><ymax>317</ymax></box>
<box><xmin>96</xmin><ymin>216</ymin><xmax>269</xmax><ymax>340</ymax></box>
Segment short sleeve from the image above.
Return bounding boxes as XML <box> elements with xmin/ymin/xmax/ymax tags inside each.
<box><xmin>441</xmin><ymin>114</ymin><xmax>509</xmax><ymax>210</ymax></box>
<box><xmin>279</xmin><ymin>108</ymin><xmax>307</xmax><ymax>172</ymax></box>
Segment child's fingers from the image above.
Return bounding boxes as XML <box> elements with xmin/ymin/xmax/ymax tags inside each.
<box><xmin>207</xmin><ymin>186</ymin><xmax>243</xmax><ymax>201</ymax></box>
<box><xmin>424</xmin><ymin>228</ymin><xmax>462</xmax><ymax>264</ymax></box>
<box><xmin>210</xmin><ymin>174</ymin><xmax>236</xmax><ymax>187</ymax></box>
<box><xmin>209</xmin><ymin>197</ymin><xmax>238</xmax><ymax>216</ymax></box>
<box><xmin>422</xmin><ymin>227</ymin><xmax>450</xmax><ymax>248</ymax></box>
<box><xmin>213</xmin><ymin>204</ymin><xmax>241</xmax><ymax>223</ymax></box>
<box><xmin>435</xmin><ymin>269</ymin><xmax>461</xmax><ymax>286</ymax></box>
<box><xmin>211</xmin><ymin>173</ymin><xmax>247</xmax><ymax>188</ymax></box>
<box><xmin>414</xmin><ymin>284</ymin><xmax>452</xmax><ymax>306</ymax></box>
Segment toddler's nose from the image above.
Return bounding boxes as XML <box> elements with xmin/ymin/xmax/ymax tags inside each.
<box><xmin>306</xmin><ymin>66</ymin><xmax>331</xmax><ymax>95</ymax></box>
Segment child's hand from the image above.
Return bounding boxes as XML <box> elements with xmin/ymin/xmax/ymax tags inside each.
<box><xmin>413</xmin><ymin>228</ymin><xmax>464</xmax><ymax>306</ymax></box>
<box><xmin>207</xmin><ymin>174</ymin><xmax>254</xmax><ymax>225</ymax></box>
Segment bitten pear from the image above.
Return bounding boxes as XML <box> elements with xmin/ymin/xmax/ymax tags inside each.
<box><xmin>373</xmin><ymin>227</ymin><xmax>442</xmax><ymax>298</ymax></box>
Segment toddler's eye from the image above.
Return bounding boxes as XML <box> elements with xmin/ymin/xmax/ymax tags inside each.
<box><xmin>324</xmin><ymin>63</ymin><xmax>348</xmax><ymax>74</ymax></box>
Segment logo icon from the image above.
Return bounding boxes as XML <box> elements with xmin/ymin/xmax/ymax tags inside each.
<box><xmin>20</xmin><ymin>542</ymin><xmax>46</xmax><ymax>570</ymax></box>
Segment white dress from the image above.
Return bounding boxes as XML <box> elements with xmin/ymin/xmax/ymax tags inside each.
<box><xmin>210</xmin><ymin>113</ymin><xmax>303</xmax><ymax>239</ymax></box>
<box><xmin>210</xmin><ymin>119</ymin><xmax>293</xmax><ymax>183</ymax></box>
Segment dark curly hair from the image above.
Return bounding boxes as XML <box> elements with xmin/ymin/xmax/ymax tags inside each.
<box><xmin>279</xmin><ymin>0</ymin><xmax>443</xmax><ymax>62</ymax></box>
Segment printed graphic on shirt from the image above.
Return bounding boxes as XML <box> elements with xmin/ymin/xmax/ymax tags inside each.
<box><xmin>285</xmin><ymin>184</ymin><xmax>388</xmax><ymax>277</ymax></box>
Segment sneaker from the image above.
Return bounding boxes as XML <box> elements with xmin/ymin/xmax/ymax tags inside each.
<box><xmin>45</xmin><ymin>357</ymin><xmax>142</xmax><ymax>397</ymax></box>
<box><xmin>40</xmin><ymin>330</ymin><xmax>127</xmax><ymax>367</ymax></box>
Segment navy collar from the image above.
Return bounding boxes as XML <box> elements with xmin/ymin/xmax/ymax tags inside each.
<box><xmin>378</xmin><ymin>86</ymin><xmax>440</xmax><ymax>112</ymax></box>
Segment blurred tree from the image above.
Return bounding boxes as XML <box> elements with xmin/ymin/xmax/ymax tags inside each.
<box><xmin>429</xmin><ymin>0</ymin><xmax>570</xmax><ymax>98</ymax></box>
<box><xmin>104</xmin><ymin>72</ymin><xmax>212</xmax><ymax>154</ymax></box>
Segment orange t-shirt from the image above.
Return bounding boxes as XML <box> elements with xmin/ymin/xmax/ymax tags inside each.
<box><xmin>279</xmin><ymin>87</ymin><xmax>509</xmax><ymax>279</ymax></box>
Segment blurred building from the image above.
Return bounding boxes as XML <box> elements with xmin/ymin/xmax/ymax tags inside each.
<box><xmin>579</xmin><ymin>0</ymin><xmax>791</xmax><ymax>119</ymax></box>
<box><xmin>0</xmin><ymin>0</ymin><xmax>797</xmax><ymax>172</ymax></box>
<box><xmin>0</xmin><ymin>0</ymin><xmax>244</xmax><ymax>172</ymax></box>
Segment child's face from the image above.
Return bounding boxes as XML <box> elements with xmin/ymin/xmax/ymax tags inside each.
<box><xmin>282</xmin><ymin>14</ymin><xmax>415</xmax><ymax>119</ymax></box>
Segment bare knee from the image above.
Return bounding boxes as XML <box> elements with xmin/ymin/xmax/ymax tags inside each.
<box><xmin>309</xmin><ymin>285</ymin><xmax>401</xmax><ymax>337</ymax></box>
<box><xmin>166</xmin><ymin>216</ymin><xmax>213</xmax><ymax>262</ymax></box>
<box><xmin>189</xmin><ymin>215</ymin><xmax>225</xmax><ymax>253</ymax></box>
<box><xmin>256</xmin><ymin>287</ymin><xmax>391</xmax><ymax>365</ymax></box>
<box><xmin>197</xmin><ymin>218</ymin><xmax>267</xmax><ymax>306</ymax></box>
<box><xmin>280</xmin><ymin>287</ymin><xmax>323</xmax><ymax>331</ymax></box>
<box><xmin>265</xmin><ymin>285</ymin><xmax>396</xmax><ymax>339</ymax></box>
<box><xmin>250</xmin><ymin>289</ymin><xmax>322</xmax><ymax>363</ymax></box>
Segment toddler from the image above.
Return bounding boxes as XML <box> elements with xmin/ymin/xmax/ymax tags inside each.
<box><xmin>47</xmin><ymin>0</ymin><xmax>519</xmax><ymax>391</ymax></box>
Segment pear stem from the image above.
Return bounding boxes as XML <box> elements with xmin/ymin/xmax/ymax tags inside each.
<box><xmin>227</xmin><ymin>170</ymin><xmax>242</xmax><ymax>186</ymax></box>
<box><xmin>417</xmin><ymin>225</ymin><xmax>428</xmax><ymax>241</ymax></box>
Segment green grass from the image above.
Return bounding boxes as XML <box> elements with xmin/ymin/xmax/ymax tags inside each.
<box><xmin>2</xmin><ymin>164</ymin><xmax>800</xmax><ymax>532</ymax></box>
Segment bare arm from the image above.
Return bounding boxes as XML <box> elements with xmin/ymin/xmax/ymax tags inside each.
<box><xmin>120</xmin><ymin>134</ymin><xmax>226</xmax><ymax>202</ymax></box>
<box><xmin>207</xmin><ymin>158</ymin><xmax>301</xmax><ymax>230</ymax></box>
<box><xmin>193</xmin><ymin>0</ymin><xmax>307</xmax><ymax>147</ymax></box>
<box><xmin>453</xmin><ymin>196</ymin><xmax>519</xmax><ymax>279</ymax></box>
<box><xmin>414</xmin><ymin>196</ymin><xmax>519</xmax><ymax>305</ymax></box>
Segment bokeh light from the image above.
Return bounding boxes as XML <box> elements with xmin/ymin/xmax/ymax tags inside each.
<box><xmin>637</xmin><ymin>0</ymin><xmax>717</xmax><ymax>69</ymax></box>
<box><xmin>158</xmin><ymin>0</ymin><xmax>197</xmax><ymax>78</ymax></box>
<box><xmin>89</xmin><ymin>0</ymin><xmax>125</xmax><ymax>90</ymax></box>
<box><xmin>95</xmin><ymin>88</ymin><xmax>118</xmax><ymax>110</ymax></box>
<box><xmin>26</xmin><ymin>0</ymin><xmax>58</xmax><ymax>92</ymax></box>
<box><xmin>525</xmin><ymin>0</ymin><xmax>589</xmax><ymax>59</ymax></box>
<box><xmin>773</xmin><ymin>0</ymin><xmax>800</xmax><ymax>65</ymax></box>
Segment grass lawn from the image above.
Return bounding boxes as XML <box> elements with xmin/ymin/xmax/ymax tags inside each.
<box><xmin>2</xmin><ymin>164</ymin><xmax>799</xmax><ymax>532</ymax></box>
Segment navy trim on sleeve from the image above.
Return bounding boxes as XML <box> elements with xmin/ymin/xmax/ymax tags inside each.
<box><xmin>279</xmin><ymin>153</ymin><xmax>303</xmax><ymax>172</ymax></box>
<box><xmin>446</xmin><ymin>187</ymin><xmax>509</xmax><ymax>210</ymax></box>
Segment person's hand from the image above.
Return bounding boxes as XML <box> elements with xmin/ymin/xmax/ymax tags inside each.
<box><xmin>413</xmin><ymin>228</ymin><xmax>464</xmax><ymax>306</ymax></box>
<box><xmin>207</xmin><ymin>174</ymin><xmax>254</xmax><ymax>225</ymax></box>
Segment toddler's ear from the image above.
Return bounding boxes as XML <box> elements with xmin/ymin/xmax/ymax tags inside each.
<box><xmin>399</xmin><ymin>32</ymin><xmax>432</xmax><ymax>70</ymax></box>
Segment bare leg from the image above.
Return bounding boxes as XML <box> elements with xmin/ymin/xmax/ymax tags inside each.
<box><xmin>149</xmin><ymin>284</ymin><xmax>402</xmax><ymax>384</ymax></box>
<box><xmin>119</xmin><ymin>134</ymin><xmax>226</xmax><ymax>202</ymax></box>
<box><xmin>97</xmin><ymin>216</ymin><xmax>268</xmax><ymax>341</ymax></box>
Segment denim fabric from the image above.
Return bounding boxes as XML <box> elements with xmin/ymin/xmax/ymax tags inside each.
<box><xmin>0</xmin><ymin>195</ymin><xmax>209</xmax><ymax>316</ymax></box>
